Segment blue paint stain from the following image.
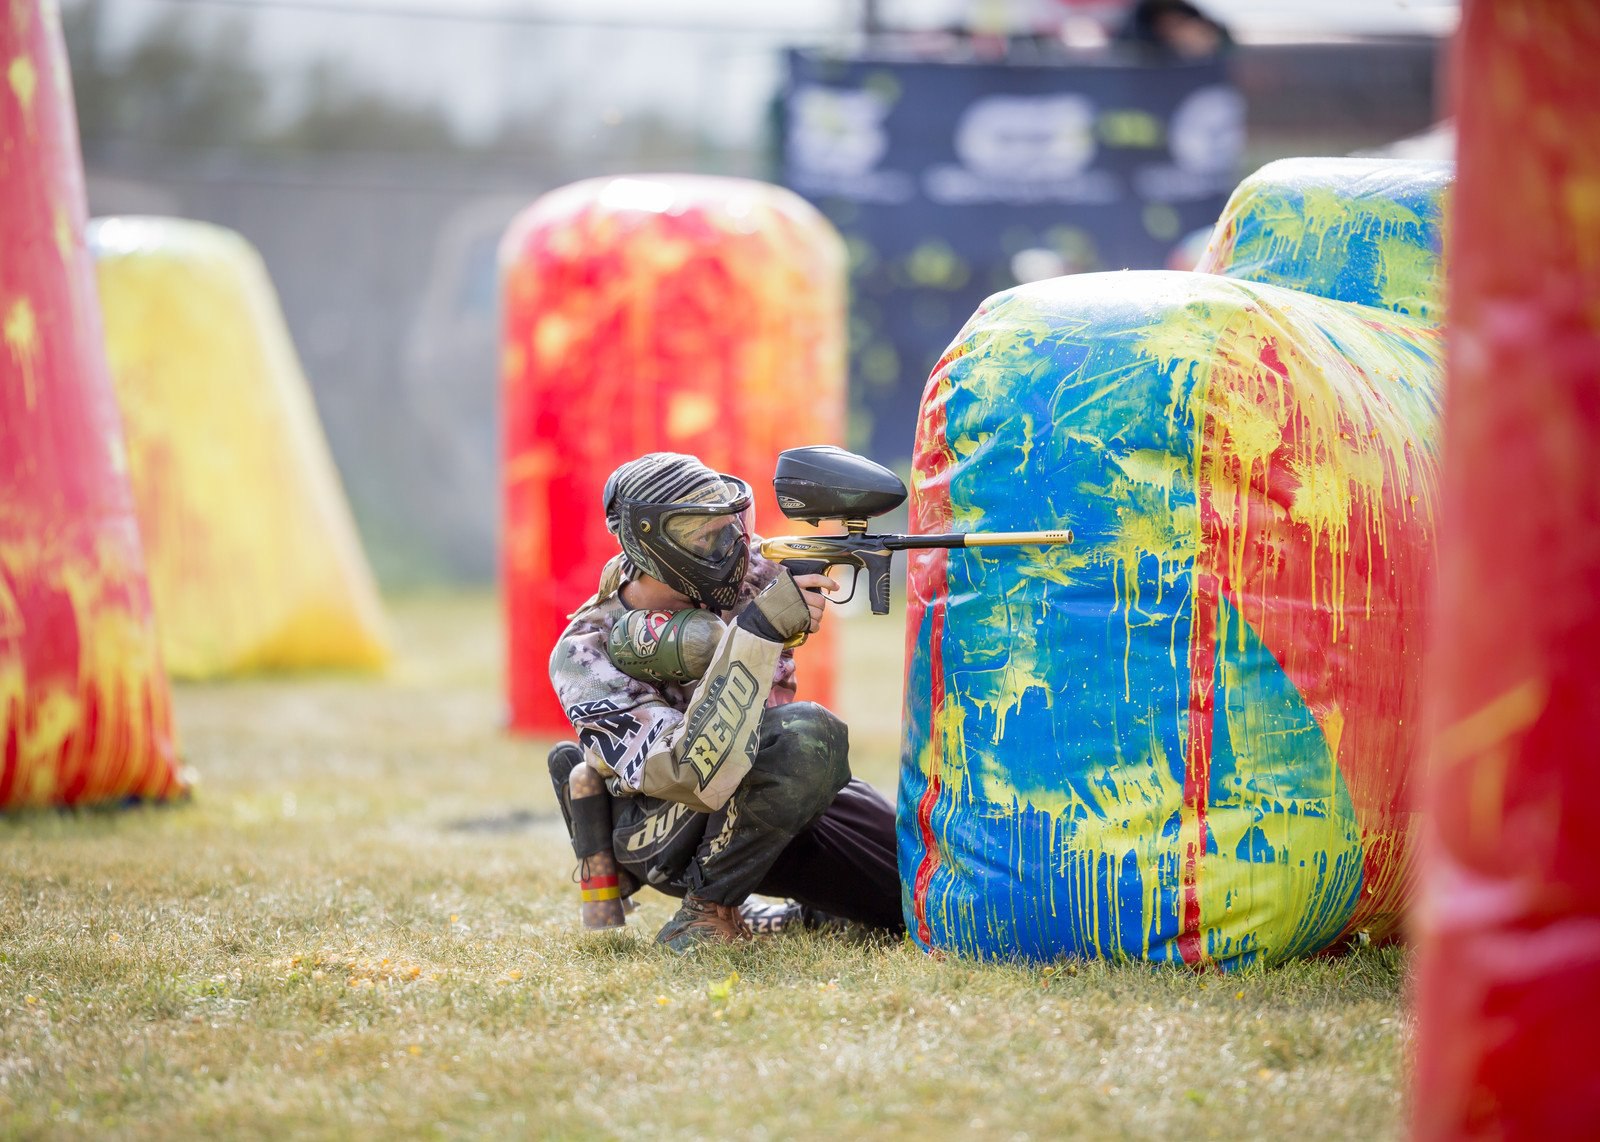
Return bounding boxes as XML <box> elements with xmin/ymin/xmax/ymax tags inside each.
<box><xmin>1212</xmin><ymin>157</ymin><xmax>1451</xmax><ymax>318</ymax></box>
<box><xmin>898</xmin><ymin>271</ymin><xmax>1388</xmax><ymax>968</ymax></box>
<box><xmin>1237</xmin><ymin>826</ymin><xmax>1276</xmax><ymax>863</ymax></box>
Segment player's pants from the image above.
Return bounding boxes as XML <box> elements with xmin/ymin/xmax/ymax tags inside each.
<box><xmin>552</xmin><ymin>702</ymin><xmax>903</xmax><ymax>933</ymax></box>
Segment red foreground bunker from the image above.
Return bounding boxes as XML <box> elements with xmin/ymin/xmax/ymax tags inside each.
<box><xmin>1413</xmin><ymin>2</ymin><xmax>1600</xmax><ymax>1136</ymax></box>
<box><xmin>1</xmin><ymin>2</ymin><xmax>182</xmax><ymax>809</ymax></box>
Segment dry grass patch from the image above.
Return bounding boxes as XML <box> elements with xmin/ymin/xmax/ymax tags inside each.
<box><xmin>2</xmin><ymin>593</ymin><xmax>1410</xmax><ymax>1139</ymax></box>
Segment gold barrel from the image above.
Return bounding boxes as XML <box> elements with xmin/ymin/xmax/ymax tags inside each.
<box><xmin>961</xmin><ymin>530</ymin><xmax>1075</xmax><ymax>547</ymax></box>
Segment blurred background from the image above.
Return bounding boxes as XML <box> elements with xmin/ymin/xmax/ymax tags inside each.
<box><xmin>64</xmin><ymin>0</ymin><xmax>1457</xmax><ymax>587</ymax></box>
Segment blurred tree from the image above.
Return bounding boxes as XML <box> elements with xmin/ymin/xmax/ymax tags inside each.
<box><xmin>628</xmin><ymin>110</ymin><xmax>711</xmax><ymax>168</ymax></box>
<box><xmin>64</xmin><ymin>4</ymin><xmax>267</xmax><ymax>150</ymax></box>
<box><xmin>61</xmin><ymin>1</ymin><xmax>462</xmax><ymax>156</ymax></box>
<box><xmin>492</xmin><ymin>106</ymin><xmax>567</xmax><ymax>160</ymax></box>
<box><xmin>60</xmin><ymin>0</ymin><xmax>116</xmax><ymax>138</ymax></box>
<box><xmin>491</xmin><ymin>102</ymin><xmax>709</xmax><ymax>170</ymax></box>
<box><xmin>274</xmin><ymin>61</ymin><xmax>460</xmax><ymax>153</ymax></box>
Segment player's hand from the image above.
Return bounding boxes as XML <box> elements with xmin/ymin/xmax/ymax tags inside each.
<box><xmin>789</xmin><ymin>572</ymin><xmax>838</xmax><ymax>634</ymax></box>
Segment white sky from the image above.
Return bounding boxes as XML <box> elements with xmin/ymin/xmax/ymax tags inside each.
<box><xmin>80</xmin><ymin>0</ymin><xmax>1460</xmax><ymax>146</ymax></box>
<box><xmin>197</xmin><ymin>0</ymin><xmax>1458</xmax><ymax>35</ymax></box>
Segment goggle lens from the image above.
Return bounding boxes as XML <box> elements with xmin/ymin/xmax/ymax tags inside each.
<box><xmin>664</xmin><ymin>511</ymin><xmax>746</xmax><ymax>560</ymax></box>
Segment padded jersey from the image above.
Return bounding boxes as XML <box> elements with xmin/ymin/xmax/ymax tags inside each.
<box><xmin>549</xmin><ymin>549</ymin><xmax>798</xmax><ymax>813</ymax></box>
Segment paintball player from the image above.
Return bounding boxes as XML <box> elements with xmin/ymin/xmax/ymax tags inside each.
<box><xmin>546</xmin><ymin>451</ymin><xmax>904</xmax><ymax>953</ymax></box>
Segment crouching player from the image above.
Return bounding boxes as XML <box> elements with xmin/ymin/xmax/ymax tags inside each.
<box><xmin>546</xmin><ymin>452</ymin><xmax>904</xmax><ymax>953</ymax></box>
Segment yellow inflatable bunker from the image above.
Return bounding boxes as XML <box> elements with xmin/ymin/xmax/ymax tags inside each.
<box><xmin>90</xmin><ymin>217</ymin><xmax>389</xmax><ymax>677</ymax></box>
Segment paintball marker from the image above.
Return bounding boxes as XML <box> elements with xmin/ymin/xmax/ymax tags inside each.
<box><xmin>758</xmin><ymin>445</ymin><xmax>1074</xmax><ymax>616</ymax></box>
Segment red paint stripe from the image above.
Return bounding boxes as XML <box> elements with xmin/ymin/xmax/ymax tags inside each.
<box><xmin>61</xmin><ymin>681</ymin><xmax>98</xmax><ymax>805</ymax></box>
<box><xmin>0</xmin><ymin>695</ymin><xmax>17</xmax><ymax>807</ymax></box>
<box><xmin>1177</xmin><ymin>567</ymin><xmax>1220</xmax><ymax>966</ymax></box>
<box><xmin>908</xmin><ymin>379</ymin><xmax>956</xmax><ymax>950</ymax></box>
<box><xmin>580</xmin><ymin>874</ymin><xmax>620</xmax><ymax>890</ymax></box>
<box><xmin>911</xmin><ymin>562</ymin><xmax>948</xmax><ymax>948</ymax></box>
<box><xmin>912</xmin><ymin>773</ymin><xmax>943</xmax><ymax>947</ymax></box>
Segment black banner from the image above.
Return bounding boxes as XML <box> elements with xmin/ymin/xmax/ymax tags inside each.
<box><xmin>780</xmin><ymin>50</ymin><xmax>1243</xmax><ymax>464</ymax></box>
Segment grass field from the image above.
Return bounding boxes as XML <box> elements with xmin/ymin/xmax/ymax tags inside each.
<box><xmin>2</xmin><ymin>594</ymin><xmax>1411</xmax><ymax>1140</ymax></box>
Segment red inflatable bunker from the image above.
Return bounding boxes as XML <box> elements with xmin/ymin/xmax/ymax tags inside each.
<box><xmin>1413</xmin><ymin>2</ymin><xmax>1600</xmax><ymax>1135</ymax></box>
<box><xmin>502</xmin><ymin>175</ymin><xmax>847</xmax><ymax>735</ymax></box>
<box><xmin>1</xmin><ymin>2</ymin><xmax>182</xmax><ymax>809</ymax></box>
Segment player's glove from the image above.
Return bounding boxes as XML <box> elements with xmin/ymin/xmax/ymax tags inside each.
<box><xmin>735</xmin><ymin>573</ymin><xmax>812</xmax><ymax>643</ymax></box>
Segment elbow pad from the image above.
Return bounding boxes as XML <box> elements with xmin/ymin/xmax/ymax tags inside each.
<box><xmin>607</xmin><ymin>607</ymin><xmax>727</xmax><ymax>685</ymax></box>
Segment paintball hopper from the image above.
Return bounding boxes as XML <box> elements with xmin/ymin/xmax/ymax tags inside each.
<box><xmin>773</xmin><ymin>446</ymin><xmax>907</xmax><ymax>526</ymax></box>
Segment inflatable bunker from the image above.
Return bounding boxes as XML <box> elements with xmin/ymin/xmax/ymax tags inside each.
<box><xmin>899</xmin><ymin>159</ymin><xmax>1450</xmax><ymax>968</ymax></box>
<box><xmin>2</xmin><ymin>4</ymin><xmax>183</xmax><ymax>809</ymax></box>
<box><xmin>90</xmin><ymin>217</ymin><xmax>389</xmax><ymax>678</ymax></box>
<box><xmin>1414</xmin><ymin>4</ymin><xmax>1600</xmax><ymax>1132</ymax></box>
<box><xmin>1200</xmin><ymin>156</ymin><xmax>1451</xmax><ymax>320</ymax></box>
<box><xmin>501</xmin><ymin>175</ymin><xmax>847</xmax><ymax>735</ymax></box>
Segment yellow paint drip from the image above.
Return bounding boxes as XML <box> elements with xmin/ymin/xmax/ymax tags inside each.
<box><xmin>1322</xmin><ymin>705</ymin><xmax>1346</xmax><ymax>760</ymax></box>
<box><xmin>0</xmin><ymin>531</ymin><xmax>182</xmax><ymax>808</ymax></box>
<box><xmin>1109</xmin><ymin>447</ymin><xmax>1186</xmax><ymax>497</ymax></box>
<box><xmin>1012</xmin><ymin>414</ymin><xmax>1036</xmax><ymax>471</ymax></box>
<box><xmin>3</xmin><ymin>295</ymin><xmax>39</xmax><ymax>409</ymax></box>
<box><xmin>1103</xmin><ymin>501</ymin><xmax>1196</xmax><ymax>615</ymax></box>
<box><xmin>1011</xmin><ymin>543</ymin><xmax>1090</xmax><ymax>589</ymax></box>
<box><xmin>1202</xmin><ymin>297</ymin><xmax>1442</xmax><ymax>642</ymax></box>
<box><xmin>979</xmin><ymin>702</ymin><xmax>1185</xmax><ymax>960</ymax></box>
<box><xmin>52</xmin><ymin>206</ymin><xmax>74</xmax><ymax>268</ymax></box>
<box><xmin>1374</xmin><ymin>234</ymin><xmax>1439</xmax><ymax>317</ymax></box>
<box><xmin>1208</xmin><ymin>162</ymin><xmax>1447</xmax><ymax>318</ymax></box>
<box><xmin>956</xmin><ymin>581</ymin><xmax>1054</xmax><ymax>738</ymax></box>
<box><xmin>1217</xmin><ymin>388</ymin><xmax>1285</xmax><ymax>472</ymax></box>
<box><xmin>532</xmin><ymin>313</ymin><xmax>575</xmax><ymax>368</ymax></box>
<box><xmin>931</xmin><ymin>691</ymin><xmax>971</xmax><ymax>793</ymax></box>
<box><xmin>1195</xmin><ymin>600</ymin><xmax>1364</xmax><ymax>962</ymax></box>
<box><xmin>1285</xmin><ymin>455</ymin><xmax>1353</xmax><ymax>550</ymax></box>
<box><xmin>1097</xmin><ymin>486</ymin><xmax>1197</xmax><ymax>697</ymax></box>
<box><xmin>666</xmin><ymin>391</ymin><xmax>718</xmax><ymax>437</ymax></box>
<box><xmin>7</xmin><ymin>54</ymin><xmax>35</xmax><ymax>125</ymax></box>
<box><xmin>1565</xmin><ymin>176</ymin><xmax>1600</xmax><ymax>279</ymax></box>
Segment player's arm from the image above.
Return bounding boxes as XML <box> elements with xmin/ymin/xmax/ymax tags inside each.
<box><xmin>552</xmin><ymin>575</ymin><xmax>815</xmax><ymax>813</ymax></box>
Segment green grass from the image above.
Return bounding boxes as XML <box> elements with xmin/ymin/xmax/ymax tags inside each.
<box><xmin>1</xmin><ymin>594</ymin><xmax>1411</xmax><ymax>1140</ymax></box>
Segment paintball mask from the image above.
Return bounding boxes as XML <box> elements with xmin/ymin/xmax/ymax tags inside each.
<box><xmin>603</xmin><ymin>453</ymin><xmax>753</xmax><ymax>610</ymax></box>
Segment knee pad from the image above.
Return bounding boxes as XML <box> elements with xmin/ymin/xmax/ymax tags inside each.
<box><xmin>547</xmin><ymin>741</ymin><xmax>584</xmax><ymax>834</ymax></box>
<box><xmin>746</xmin><ymin>703</ymin><xmax>851</xmax><ymax>825</ymax></box>
<box><xmin>770</xmin><ymin>702</ymin><xmax>850</xmax><ymax>794</ymax></box>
